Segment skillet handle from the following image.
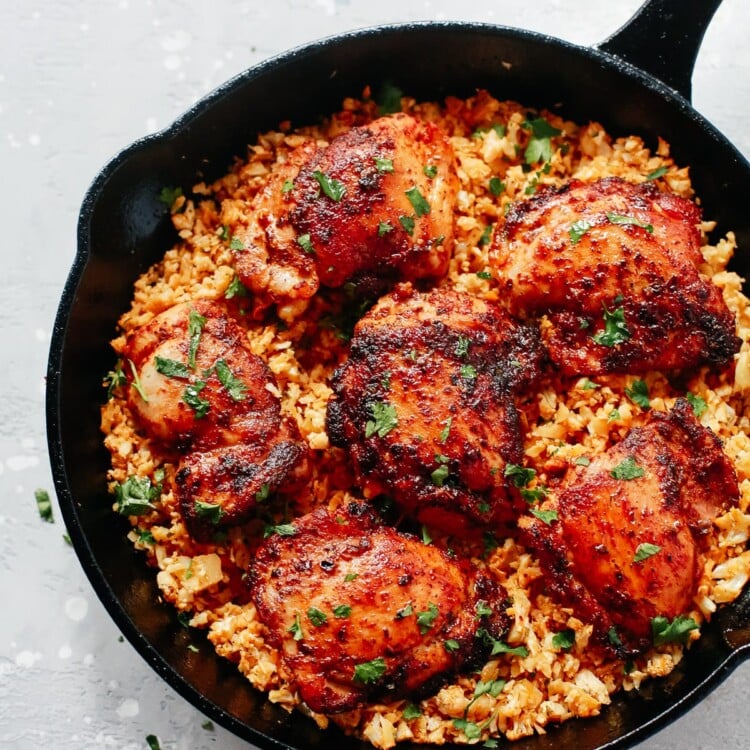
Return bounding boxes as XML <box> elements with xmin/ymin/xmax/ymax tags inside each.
<box><xmin>597</xmin><ymin>0</ymin><xmax>723</xmax><ymax>101</ymax></box>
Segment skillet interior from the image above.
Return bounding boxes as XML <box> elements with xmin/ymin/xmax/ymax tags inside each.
<box><xmin>48</xmin><ymin>22</ymin><xmax>750</xmax><ymax>750</ymax></box>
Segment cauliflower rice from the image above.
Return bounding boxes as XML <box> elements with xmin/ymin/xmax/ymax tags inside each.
<box><xmin>101</xmin><ymin>89</ymin><xmax>750</xmax><ymax>747</ymax></box>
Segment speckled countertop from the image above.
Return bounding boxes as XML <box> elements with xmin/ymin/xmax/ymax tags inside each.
<box><xmin>2</xmin><ymin>1</ymin><xmax>750</xmax><ymax>748</ymax></box>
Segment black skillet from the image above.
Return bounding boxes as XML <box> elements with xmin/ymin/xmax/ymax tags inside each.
<box><xmin>46</xmin><ymin>0</ymin><xmax>750</xmax><ymax>748</ymax></box>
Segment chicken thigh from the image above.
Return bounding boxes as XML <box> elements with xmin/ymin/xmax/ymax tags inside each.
<box><xmin>490</xmin><ymin>177</ymin><xmax>739</xmax><ymax>375</ymax></box>
<box><xmin>521</xmin><ymin>400</ymin><xmax>738</xmax><ymax>654</ymax></box>
<box><xmin>235</xmin><ymin>113</ymin><xmax>458</xmax><ymax>319</ymax></box>
<box><xmin>249</xmin><ymin>503</ymin><xmax>509</xmax><ymax>713</ymax></box>
<box><xmin>123</xmin><ymin>300</ymin><xmax>308</xmax><ymax>538</ymax></box>
<box><xmin>327</xmin><ymin>284</ymin><xmax>545</xmax><ymax>534</ymax></box>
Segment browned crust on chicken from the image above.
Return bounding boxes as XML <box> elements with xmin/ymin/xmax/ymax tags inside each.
<box><xmin>326</xmin><ymin>284</ymin><xmax>545</xmax><ymax>535</ymax></box>
<box><xmin>235</xmin><ymin>113</ymin><xmax>458</xmax><ymax>319</ymax></box>
<box><xmin>249</xmin><ymin>503</ymin><xmax>509</xmax><ymax>713</ymax></box>
<box><xmin>521</xmin><ymin>400</ymin><xmax>738</xmax><ymax>654</ymax></box>
<box><xmin>490</xmin><ymin>177</ymin><xmax>740</xmax><ymax>375</ymax></box>
<box><xmin>123</xmin><ymin>300</ymin><xmax>308</xmax><ymax>538</ymax></box>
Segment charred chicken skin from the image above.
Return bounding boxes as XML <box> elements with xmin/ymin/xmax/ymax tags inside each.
<box><xmin>235</xmin><ymin>113</ymin><xmax>458</xmax><ymax>319</ymax></box>
<box><xmin>327</xmin><ymin>284</ymin><xmax>545</xmax><ymax>535</ymax></box>
<box><xmin>123</xmin><ymin>300</ymin><xmax>308</xmax><ymax>538</ymax></box>
<box><xmin>249</xmin><ymin>503</ymin><xmax>509</xmax><ymax>713</ymax></box>
<box><xmin>490</xmin><ymin>177</ymin><xmax>739</xmax><ymax>375</ymax></box>
<box><xmin>521</xmin><ymin>400</ymin><xmax>738</xmax><ymax>654</ymax></box>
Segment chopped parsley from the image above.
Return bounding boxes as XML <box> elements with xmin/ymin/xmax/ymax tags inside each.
<box><xmin>520</xmin><ymin>486</ymin><xmax>548</xmax><ymax>504</ymax></box>
<box><xmin>229</xmin><ymin>235</ymin><xmax>245</xmax><ymax>252</ymax></box>
<box><xmin>127</xmin><ymin>358</ymin><xmax>149</xmax><ymax>402</ymax></box>
<box><xmin>376</xmin><ymin>82</ymin><xmax>403</xmax><ymax>115</ymax></box>
<box><xmin>288</xmin><ymin>613</ymin><xmax>303</xmax><ymax>641</ymax></box>
<box><xmin>489</xmin><ymin>177</ymin><xmax>505</xmax><ymax>197</ymax></box>
<box><xmin>214</xmin><ymin>358</ymin><xmax>247</xmax><ymax>401</ymax></box>
<box><xmin>686</xmin><ymin>391</ymin><xmax>708</xmax><ymax>417</ymax></box>
<box><xmin>444</xmin><ymin>639</ymin><xmax>461</xmax><ymax>653</ymax></box>
<box><xmin>344</xmin><ymin>572</ymin><xmax>359</xmax><ymax>582</ymax></box>
<box><xmin>312</xmin><ymin>170</ymin><xmax>346</xmax><ymax>201</ymax></box>
<box><xmin>187</xmin><ymin>309</ymin><xmax>207</xmax><ymax>370</ymax></box>
<box><xmin>634</xmin><ymin>542</ymin><xmax>662</xmax><ymax>563</ymax></box>
<box><xmin>263</xmin><ymin>523</ymin><xmax>297</xmax><ymax>538</ymax></box>
<box><xmin>651</xmin><ymin>614</ymin><xmax>699</xmax><ymax>646</ymax></box>
<box><xmin>476</xmin><ymin>269</ymin><xmax>493</xmax><ymax>280</ymax></box>
<box><xmin>625</xmin><ymin>379</ymin><xmax>651</xmax><ymax>409</ymax></box>
<box><xmin>608</xmin><ymin>408</ymin><xmax>621</xmax><ymax>422</ymax></box>
<box><xmin>307</xmin><ymin>607</ymin><xmax>328</xmax><ymax>627</ymax></box>
<box><xmin>104</xmin><ymin>360</ymin><xmax>127</xmax><ymax>399</ymax></box>
<box><xmin>281</xmin><ymin>178</ymin><xmax>294</xmax><ymax>193</ymax></box>
<box><xmin>365</xmin><ymin>401</ymin><xmax>399</xmax><ymax>438</ymax></box>
<box><xmin>574</xmin><ymin>455</ymin><xmax>591</xmax><ymax>466</ymax></box>
<box><xmin>455</xmin><ymin>335</ymin><xmax>470</xmax><ymax>358</ymax></box>
<box><xmin>580</xmin><ymin>378</ymin><xmax>598</xmax><ymax>391</ymax></box>
<box><xmin>423</xmin><ymin>164</ymin><xmax>438</xmax><ymax>178</ymax></box>
<box><xmin>333</xmin><ymin>604</ymin><xmax>352</xmax><ymax>619</ymax></box>
<box><xmin>353</xmin><ymin>656</ymin><xmax>387</xmax><ymax>683</ymax></box>
<box><xmin>431</xmin><ymin>463</ymin><xmax>450</xmax><ymax>487</ymax></box>
<box><xmin>475</xmin><ymin>600</ymin><xmax>493</xmax><ymax>619</ymax></box>
<box><xmin>453</xmin><ymin>718</ymin><xmax>482</xmax><ymax>741</ymax></box>
<box><xmin>569</xmin><ymin>219</ymin><xmax>592</xmax><ymax>245</ymax></box>
<box><xmin>421</xmin><ymin>525</ymin><xmax>433</xmax><ymax>545</ymax></box>
<box><xmin>158</xmin><ymin>186</ymin><xmax>182</xmax><ymax>207</ymax></box>
<box><xmin>610</xmin><ymin>456</ymin><xmax>645</xmax><ymax>480</ymax></box>
<box><xmin>460</xmin><ymin>364</ymin><xmax>477</xmax><ymax>379</ymax></box>
<box><xmin>35</xmin><ymin>489</ymin><xmax>53</xmax><ymax>523</ymax></box>
<box><xmin>224</xmin><ymin>274</ymin><xmax>248</xmax><ymax>299</ymax></box>
<box><xmin>155</xmin><ymin>356</ymin><xmax>191</xmax><ymax>379</ymax></box>
<box><xmin>377</xmin><ymin>220</ymin><xmax>394</xmax><ymax>236</ymax></box>
<box><xmin>522</xmin><ymin>117</ymin><xmax>562</xmax><ymax>164</ymax></box>
<box><xmin>399</xmin><ymin>215</ymin><xmax>415</xmax><ymax>235</ymax></box>
<box><xmin>552</xmin><ymin>629</ymin><xmax>576</xmax><ymax>650</ymax></box>
<box><xmin>145</xmin><ymin>735</ymin><xmax>162</xmax><ymax>750</ymax></box>
<box><xmin>183</xmin><ymin>380</ymin><xmax>210</xmax><ymax>418</ymax></box>
<box><xmin>478</xmin><ymin>628</ymin><xmax>530</xmax><ymax>658</ymax></box>
<box><xmin>374</xmin><ymin>156</ymin><xmax>394</xmax><ymax>173</ymax></box>
<box><xmin>114</xmin><ymin>475</ymin><xmax>160</xmax><ymax>516</ymax></box>
<box><xmin>255</xmin><ymin>483</ymin><xmax>270</xmax><ymax>502</ymax></box>
<box><xmin>439</xmin><ymin>417</ymin><xmax>452</xmax><ymax>443</ymax></box>
<box><xmin>478</xmin><ymin>224</ymin><xmax>493</xmax><ymax>246</ymax></box>
<box><xmin>530</xmin><ymin>508</ymin><xmax>558</xmax><ymax>525</ymax></box>
<box><xmin>402</xmin><ymin>703</ymin><xmax>422</xmax><ymax>720</ymax></box>
<box><xmin>395</xmin><ymin>602</ymin><xmax>414</xmax><ymax>619</ymax></box>
<box><xmin>606</xmin><ymin>212</ymin><xmax>654</xmax><ymax>233</ymax></box>
<box><xmin>608</xmin><ymin>627</ymin><xmax>623</xmax><ymax>648</ymax></box>
<box><xmin>194</xmin><ymin>500</ymin><xmax>224</xmax><ymax>525</ymax></box>
<box><xmin>416</xmin><ymin>602</ymin><xmax>439</xmax><ymax>633</ymax></box>
<box><xmin>647</xmin><ymin>165</ymin><xmax>668</xmax><ymax>180</ymax></box>
<box><xmin>504</xmin><ymin>463</ymin><xmax>536</xmax><ymax>488</ymax></box>
<box><xmin>592</xmin><ymin>304</ymin><xmax>630</xmax><ymax>347</ymax></box>
<box><xmin>405</xmin><ymin>186</ymin><xmax>431</xmax><ymax>216</ymax></box>
<box><xmin>297</xmin><ymin>233</ymin><xmax>315</xmax><ymax>254</ymax></box>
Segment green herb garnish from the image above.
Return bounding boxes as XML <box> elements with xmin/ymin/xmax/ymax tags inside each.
<box><xmin>651</xmin><ymin>614</ymin><xmax>699</xmax><ymax>646</ymax></box>
<box><xmin>416</xmin><ymin>602</ymin><xmax>439</xmax><ymax>634</ymax></box>
<box><xmin>194</xmin><ymin>500</ymin><xmax>224</xmax><ymax>525</ymax></box>
<box><xmin>606</xmin><ymin>212</ymin><xmax>654</xmax><ymax>233</ymax></box>
<box><xmin>365</xmin><ymin>401</ymin><xmax>399</xmax><ymax>438</ymax></box>
<box><xmin>35</xmin><ymin>489</ymin><xmax>53</xmax><ymax>522</ymax></box>
<box><xmin>552</xmin><ymin>629</ymin><xmax>576</xmax><ymax>650</ymax></box>
<box><xmin>353</xmin><ymin>656</ymin><xmax>387</xmax><ymax>683</ymax></box>
<box><xmin>610</xmin><ymin>456</ymin><xmax>645</xmax><ymax>481</ymax></box>
<box><xmin>592</xmin><ymin>304</ymin><xmax>630</xmax><ymax>347</ymax></box>
<box><xmin>114</xmin><ymin>476</ymin><xmax>160</xmax><ymax>516</ymax></box>
<box><xmin>569</xmin><ymin>219</ymin><xmax>592</xmax><ymax>245</ymax></box>
<box><xmin>183</xmin><ymin>380</ymin><xmax>210</xmax><ymax>418</ymax></box>
<box><xmin>625</xmin><ymin>379</ymin><xmax>650</xmax><ymax>409</ymax></box>
<box><xmin>634</xmin><ymin>542</ymin><xmax>662</xmax><ymax>563</ymax></box>
<box><xmin>214</xmin><ymin>358</ymin><xmax>247</xmax><ymax>401</ymax></box>
<box><xmin>312</xmin><ymin>170</ymin><xmax>346</xmax><ymax>202</ymax></box>
<box><xmin>307</xmin><ymin>607</ymin><xmax>328</xmax><ymax>627</ymax></box>
<box><xmin>155</xmin><ymin>356</ymin><xmax>191</xmax><ymax>379</ymax></box>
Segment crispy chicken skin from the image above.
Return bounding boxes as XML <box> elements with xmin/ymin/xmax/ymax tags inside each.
<box><xmin>521</xmin><ymin>400</ymin><xmax>738</xmax><ymax>654</ymax></box>
<box><xmin>123</xmin><ymin>300</ymin><xmax>308</xmax><ymax>538</ymax></box>
<box><xmin>235</xmin><ymin>113</ymin><xmax>458</xmax><ymax>320</ymax></box>
<box><xmin>249</xmin><ymin>503</ymin><xmax>509</xmax><ymax>713</ymax></box>
<box><xmin>327</xmin><ymin>284</ymin><xmax>545</xmax><ymax>534</ymax></box>
<box><xmin>490</xmin><ymin>177</ymin><xmax>739</xmax><ymax>375</ymax></box>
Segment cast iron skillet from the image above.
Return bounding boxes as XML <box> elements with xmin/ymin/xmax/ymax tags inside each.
<box><xmin>47</xmin><ymin>0</ymin><xmax>750</xmax><ymax>748</ymax></box>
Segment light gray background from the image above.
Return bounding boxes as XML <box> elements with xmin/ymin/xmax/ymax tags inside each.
<box><xmin>2</xmin><ymin>0</ymin><xmax>749</xmax><ymax>748</ymax></box>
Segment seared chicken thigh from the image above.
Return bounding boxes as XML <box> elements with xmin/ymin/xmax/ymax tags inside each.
<box><xmin>521</xmin><ymin>400</ymin><xmax>738</xmax><ymax>654</ymax></box>
<box><xmin>249</xmin><ymin>503</ymin><xmax>509</xmax><ymax>713</ymax></box>
<box><xmin>490</xmin><ymin>177</ymin><xmax>739</xmax><ymax>375</ymax></box>
<box><xmin>327</xmin><ymin>285</ymin><xmax>545</xmax><ymax>534</ymax></box>
<box><xmin>235</xmin><ymin>113</ymin><xmax>458</xmax><ymax>319</ymax></box>
<box><xmin>123</xmin><ymin>300</ymin><xmax>308</xmax><ymax>537</ymax></box>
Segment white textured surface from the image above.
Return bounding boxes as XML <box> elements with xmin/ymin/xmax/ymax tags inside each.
<box><xmin>1</xmin><ymin>0</ymin><xmax>749</xmax><ymax>748</ymax></box>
